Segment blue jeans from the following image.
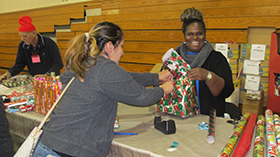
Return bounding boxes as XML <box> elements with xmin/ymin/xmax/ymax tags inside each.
<box><xmin>32</xmin><ymin>139</ymin><xmax>61</xmax><ymax>157</ymax></box>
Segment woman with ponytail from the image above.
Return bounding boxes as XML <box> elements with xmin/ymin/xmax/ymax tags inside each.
<box><xmin>32</xmin><ymin>21</ymin><xmax>174</xmax><ymax>157</ymax></box>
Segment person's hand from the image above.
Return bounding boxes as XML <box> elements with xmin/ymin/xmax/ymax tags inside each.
<box><xmin>34</xmin><ymin>74</ymin><xmax>48</xmax><ymax>78</ymax></box>
<box><xmin>160</xmin><ymin>81</ymin><xmax>174</xmax><ymax>94</ymax></box>
<box><xmin>158</xmin><ymin>70</ymin><xmax>173</xmax><ymax>85</ymax></box>
<box><xmin>186</xmin><ymin>68</ymin><xmax>208</xmax><ymax>81</ymax></box>
<box><xmin>0</xmin><ymin>72</ymin><xmax>11</xmax><ymax>83</ymax></box>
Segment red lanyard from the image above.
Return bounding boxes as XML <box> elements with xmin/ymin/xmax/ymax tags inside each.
<box><xmin>31</xmin><ymin>49</ymin><xmax>40</xmax><ymax>56</ymax></box>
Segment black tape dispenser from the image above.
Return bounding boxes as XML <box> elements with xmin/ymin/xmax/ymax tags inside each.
<box><xmin>154</xmin><ymin>116</ymin><xmax>176</xmax><ymax>134</ymax></box>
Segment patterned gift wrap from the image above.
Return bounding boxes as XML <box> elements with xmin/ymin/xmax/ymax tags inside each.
<box><xmin>265</xmin><ymin>109</ymin><xmax>278</xmax><ymax>157</ymax></box>
<box><xmin>156</xmin><ymin>48</ymin><xmax>200</xmax><ymax>118</ymax></box>
<box><xmin>2</xmin><ymin>74</ymin><xmax>33</xmax><ymax>88</ymax></box>
<box><xmin>219</xmin><ymin>112</ymin><xmax>250</xmax><ymax>157</ymax></box>
<box><xmin>206</xmin><ymin>108</ymin><xmax>216</xmax><ymax>144</ymax></box>
<box><xmin>253</xmin><ymin>115</ymin><xmax>265</xmax><ymax>157</ymax></box>
<box><xmin>33</xmin><ymin>76</ymin><xmax>62</xmax><ymax>115</ymax></box>
<box><xmin>273</xmin><ymin>114</ymin><xmax>280</xmax><ymax>156</ymax></box>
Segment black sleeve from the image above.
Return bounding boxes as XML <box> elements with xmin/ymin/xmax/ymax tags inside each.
<box><xmin>9</xmin><ymin>43</ymin><xmax>26</xmax><ymax>76</ymax></box>
<box><xmin>211</xmin><ymin>52</ymin><xmax>234</xmax><ymax>98</ymax></box>
<box><xmin>46</xmin><ymin>39</ymin><xmax>63</xmax><ymax>75</ymax></box>
<box><xmin>0</xmin><ymin>99</ymin><xmax>14</xmax><ymax>157</ymax></box>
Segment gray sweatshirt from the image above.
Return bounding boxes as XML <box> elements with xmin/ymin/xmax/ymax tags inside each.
<box><xmin>40</xmin><ymin>56</ymin><xmax>164</xmax><ymax>157</ymax></box>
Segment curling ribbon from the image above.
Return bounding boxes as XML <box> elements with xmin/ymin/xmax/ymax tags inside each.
<box><xmin>253</xmin><ymin>115</ymin><xmax>265</xmax><ymax>157</ymax></box>
<box><xmin>231</xmin><ymin>113</ymin><xmax>257</xmax><ymax>157</ymax></box>
<box><xmin>206</xmin><ymin>108</ymin><xmax>216</xmax><ymax>144</ymax></box>
<box><xmin>219</xmin><ymin>112</ymin><xmax>250</xmax><ymax>157</ymax></box>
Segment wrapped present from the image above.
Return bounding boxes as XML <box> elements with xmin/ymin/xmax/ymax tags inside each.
<box><xmin>2</xmin><ymin>74</ymin><xmax>33</xmax><ymax>88</ymax></box>
<box><xmin>156</xmin><ymin>48</ymin><xmax>200</xmax><ymax>118</ymax></box>
<box><xmin>3</xmin><ymin>87</ymin><xmax>35</xmax><ymax>110</ymax></box>
<box><xmin>33</xmin><ymin>76</ymin><xmax>62</xmax><ymax>115</ymax></box>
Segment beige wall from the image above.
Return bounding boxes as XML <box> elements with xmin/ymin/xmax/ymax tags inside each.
<box><xmin>0</xmin><ymin>0</ymin><xmax>92</xmax><ymax>14</ymax></box>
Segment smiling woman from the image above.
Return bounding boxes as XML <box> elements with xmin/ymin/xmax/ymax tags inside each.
<box><xmin>174</xmin><ymin>7</ymin><xmax>234</xmax><ymax>117</ymax></box>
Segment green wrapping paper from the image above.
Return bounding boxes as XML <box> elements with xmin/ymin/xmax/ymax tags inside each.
<box><xmin>219</xmin><ymin>112</ymin><xmax>250</xmax><ymax>157</ymax></box>
<box><xmin>156</xmin><ymin>48</ymin><xmax>200</xmax><ymax>118</ymax></box>
<box><xmin>253</xmin><ymin>115</ymin><xmax>265</xmax><ymax>157</ymax></box>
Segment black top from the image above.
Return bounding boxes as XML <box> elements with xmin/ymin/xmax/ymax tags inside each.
<box><xmin>9</xmin><ymin>34</ymin><xmax>63</xmax><ymax>76</ymax></box>
<box><xmin>0</xmin><ymin>99</ymin><xmax>14</xmax><ymax>157</ymax></box>
<box><xmin>198</xmin><ymin>50</ymin><xmax>234</xmax><ymax>116</ymax></box>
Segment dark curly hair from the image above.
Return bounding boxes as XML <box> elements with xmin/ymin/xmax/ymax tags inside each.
<box><xmin>180</xmin><ymin>7</ymin><xmax>206</xmax><ymax>36</ymax></box>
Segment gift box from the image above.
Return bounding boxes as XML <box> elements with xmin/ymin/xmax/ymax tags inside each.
<box><xmin>156</xmin><ymin>48</ymin><xmax>200</xmax><ymax>118</ymax></box>
<box><xmin>33</xmin><ymin>76</ymin><xmax>62</xmax><ymax>115</ymax></box>
<box><xmin>3</xmin><ymin>86</ymin><xmax>35</xmax><ymax>110</ymax></box>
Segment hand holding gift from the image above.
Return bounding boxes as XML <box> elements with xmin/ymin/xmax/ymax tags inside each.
<box><xmin>156</xmin><ymin>48</ymin><xmax>200</xmax><ymax>118</ymax></box>
<box><xmin>160</xmin><ymin>81</ymin><xmax>174</xmax><ymax>94</ymax></box>
<box><xmin>158</xmin><ymin>70</ymin><xmax>173</xmax><ymax>84</ymax></box>
<box><xmin>186</xmin><ymin>67</ymin><xmax>209</xmax><ymax>81</ymax></box>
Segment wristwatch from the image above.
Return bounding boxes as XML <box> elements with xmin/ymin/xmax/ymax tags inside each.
<box><xmin>206</xmin><ymin>71</ymin><xmax>212</xmax><ymax>81</ymax></box>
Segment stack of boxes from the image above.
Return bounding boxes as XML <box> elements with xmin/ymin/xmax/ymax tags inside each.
<box><xmin>238</xmin><ymin>44</ymin><xmax>268</xmax><ymax>115</ymax></box>
<box><xmin>212</xmin><ymin>27</ymin><xmax>275</xmax><ymax>115</ymax></box>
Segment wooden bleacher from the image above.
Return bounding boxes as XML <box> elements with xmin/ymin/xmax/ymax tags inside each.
<box><xmin>0</xmin><ymin>0</ymin><xmax>279</xmax><ymax>74</ymax></box>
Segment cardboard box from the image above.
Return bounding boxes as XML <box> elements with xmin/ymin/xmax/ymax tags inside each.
<box><xmin>238</xmin><ymin>59</ymin><xmax>269</xmax><ymax>77</ymax></box>
<box><xmin>239</xmin><ymin>88</ymin><xmax>267</xmax><ymax>108</ymax></box>
<box><xmin>212</xmin><ymin>43</ymin><xmax>240</xmax><ymax>59</ymax></box>
<box><xmin>247</xmin><ymin>27</ymin><xmax>275</xmax><ymax>61</ymax></box>
<box><xmin>239</xmin><ymin>74</ymin><xmax>269</xmax><ymax>92</ymax></box>
<box><xmin>240</xmin><ymin>44</ymin><xmax>270</xmax><ymax>60</ymax></box>
<box><xmin>242</xmin><ymin>90</ymin><xmax>264</xmax><ymax>115</ymax></box>
<box><xmin>247</xmin><ymin>27</ymin><xmax>275</xmax><ymax>45</ymax></box>
<box><xmin>228</xmin><ymin>59</ymin><xmax>238</xmax><ymax>75</ymax></box>
<box><xmin>263</xmin><ymin>92</ymin><xmax>268</xmax><ymax>107</ymax></box>
<box><xmin>232</xmin><ymin>74</ymin><xmax>237</xmax><ymax>80</ymax></box>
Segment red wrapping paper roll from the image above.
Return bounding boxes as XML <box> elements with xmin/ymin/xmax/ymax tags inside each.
<box><xmin>231</xmin><ymin>113</ymin><xmax>257</xmax><ymax>157</ymax></box>
<box><xmin>206</xmin><ymin>108</ymin><xmax>216</xmax><ymax>144</ymax></box>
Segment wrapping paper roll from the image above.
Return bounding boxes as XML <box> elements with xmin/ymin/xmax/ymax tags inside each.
<box><xmin>273</xmin><ymin>114</ymin><xmax>280</xmax><ymax>156</ymax></box>
<box><xmin>265</xmin><ymin>109</ymin><xmax>278</xmax><ymax>157</ymax></box>
<box><xmin>253</xmin><ymin>115</ymin><xmax>265</xmax><ymax>157</ymax></box>
<box><xmin>207</xmin><ymin>108</ymin><xmax>216</xmax><ymax>144</ymax></box>
<box><xmin>231</xmin><ymin>113</ymin><xmax>257</xmax><ymax>157</ymax></box>
<box><xmin>219</xmin><ymin>112</ymin><xmax>250</xmax><ymax>157</ymax></box>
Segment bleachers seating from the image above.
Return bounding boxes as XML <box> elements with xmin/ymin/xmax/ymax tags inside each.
<box><xmin>0</xmin><ymin>0</ymin><xmax>280</xmax><ymax>74</ymax></box>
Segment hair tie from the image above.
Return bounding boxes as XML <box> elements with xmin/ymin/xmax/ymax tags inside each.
<box><xmin>85</xmin><ymin>33</ymin><xmax>89</xmax><ymax>43</ymax></box>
